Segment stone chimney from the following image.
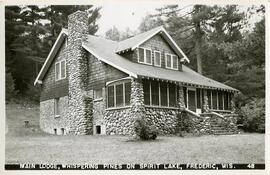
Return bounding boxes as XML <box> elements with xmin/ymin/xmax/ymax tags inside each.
<box><xmin>67</xmin><ymin>11</ymin><xmax>92</xmax><ymax>135</ymax></box>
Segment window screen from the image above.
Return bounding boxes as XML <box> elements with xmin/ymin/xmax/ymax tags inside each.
<box><xmin>125</xmin><ymin>82</ymin><xmax>131</xmax><ymax>105</ymax></box>
<box><xmin>60</xmin><ymin>60</ymin><xmax>66</xmax><ymax>78</ymax></box>
<box><xmin>224</xmin><ymin>92</ymin><xmax>228</xmax><ymax>110</ymax></box>
<box><xmin>212</xmin><ymin>91</ymin><xmax>217</xmax><ymax>109</ymax></box>
<box><xmin>108</xmin><ymin>86</ymin><xmax>114</xmax><ymax>108</ymax></box>
<box><xmin>151</xmin><ymin>81</ymin><xmax>159</xmax><ymax>106</ymax></box>
<box><xmin>207</xmin><ymin>90</ymin><xmax>212</xmax><ymax>109</ymax></box>
<box><xmin>196</xmin><ymin>89</ymin><xmax>201</xmax><ymax>108</ymax></box>
<box><xmin>154</xmin><ymin>51</ymin><xmax>161</xmax><ymax>66</ymax></box>
<box><xmin>166</xmin><ymin>54</ymin><xmax>171</xmax><ymax>68</ymax></box>
<box><xmin>55</xmin><ymin>62</ymin><xmax>60</xmax><ymax>80</ymax></box>
<box><xmin>218</xmin><ymin>91</ymin><xmax>223</xmax><ymax>110</ymax></box>
<box><xmin>169</xmin><ymin>84</ymin><xmax>176</xmax><ymax>107</ymax></box>
<box><xmin>143</xmin><ymin>80</ymin><xmax>150</xmax><ymax>105</ymax></box>
<box><xmin>160</xmin><ymin>82</ymin><xmax>168</xmax><ymax>106</ymax></box>
<box><xmin>116</xmin><ymin>84</ymin><xmax>124</xmax><ymax>107</ymax></box>
<box><xmin>138</xmin><ymin>48</ymin><xmax>144</xmax><ymax>62</ymax></box>
<box><xmin>172</xmin><ymin>55</ymin><xmax>178</xmax><ymax>69</ymax></box>
<box><xmin>145</xmin><ymin>49</ymin><xmax>152</xmax><ymax>64</ymax></box>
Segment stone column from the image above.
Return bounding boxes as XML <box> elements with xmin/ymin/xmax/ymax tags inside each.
<box><xmin>177</xmin><ymin>86</ymin><xmax>186</xmax><ymax>110</ymax></box>
<box><xmin>202</xmin><ymin>89</ymin><xmax>210</xmax><ymax>113</ymax></box>
<box><xmin>130</xmin><ymin>78</ymin><xmax>145</xmax><ymax>136</ymax></box>
<box><xmin>67</xmin><ymin>11</ymin><xmax>92</xmax><ymax>135</ymax></box>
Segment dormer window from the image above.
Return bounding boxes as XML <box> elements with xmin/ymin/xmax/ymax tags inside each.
<box><xmin>55</xmin><ymin>60</ymin><xmax>66</xmax><ymax>81</ymax></box>
<box><xmin>165</xmin><ymin>53</ymin><xmax>178</xmax><ymax>70</ymax></box>
<box><xmin>138</xmin><ymin>47</ymin><xmax>152</xmax><ymax>65</ymax></box>
<box><xmin>154</xmin><ymin>51</ymin><xmax>161</xmax><ymax>67</ymax></box>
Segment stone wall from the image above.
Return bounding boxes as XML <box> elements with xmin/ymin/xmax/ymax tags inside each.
<box><xmin>66</xmin><ymin>11</ymin><xmax>93</xmax><ymax>135</ymax></box>
<box><xmin>40</xmin><ymin>96</ymin><xmax>69</xmax><ymax>135</ymax></box>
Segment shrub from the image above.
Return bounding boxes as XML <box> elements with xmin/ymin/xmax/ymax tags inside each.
<box><xmin>238</xmin><ymin>98</ymin><xmax>265</xmax><ymax>133</ymax></box>
<box><xmin>134</xmin><ymin>117</ymin><xmax>158</xmax><ymax>140</ymax></box>
<box><xmin>175</xmin><ymin>112</ymin><xmax>196</xmax><ymax>136</ymax></box>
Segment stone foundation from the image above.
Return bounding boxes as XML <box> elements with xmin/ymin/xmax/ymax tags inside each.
<box><xmin>40</xmin><ymin>96</ymin><xmax>69</xmax><ymax>135</ymax></box>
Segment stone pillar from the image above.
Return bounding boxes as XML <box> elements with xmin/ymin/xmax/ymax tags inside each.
<box><xmin>202</xmin><ymin>89</ymin><xmax>210</xmax><ymax>113</ymax></box>
<box><xmin>130</xmin><ymin>78</ymin><xmax>145</xmax><ymax>136</ymax></box>
<box><xmin>67</xmin><ymin>11</ymin><xmax>92</xmax><ymax>135</ymax></box>
<box><xmin>177</xmin><ymin>86</ymin><xmax>186</xmax><ymax>110</ymax></box>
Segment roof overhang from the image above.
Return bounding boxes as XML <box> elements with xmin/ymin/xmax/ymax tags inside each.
<box><xmin>34</xmin><ymin>29</ymin><xmax>68</xmax><ymax>86</ymax></box>
<box><xmin>82</xmin><ymin>43</ymin><xmax>138</xmax><ymax>78</ymax></box>
<box><xmin>118</xmin><ymin>26</ymin><xmax>190</xmax><ymax>63</ymax></box>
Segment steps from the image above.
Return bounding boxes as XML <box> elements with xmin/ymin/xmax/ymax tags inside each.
<box><xmin>210</xmin><ymin>121</ymin><xmax>237</xmax><ymax>135</ymax></box>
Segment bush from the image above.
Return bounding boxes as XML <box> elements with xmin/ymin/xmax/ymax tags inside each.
<box><xmin>134</xmin><ymin>118</ymin><xmax>158</xmax><ymax>140</ymax></box>
<box><xmin>238</xmin><ymin>98</ymin><xmax>265</xmax><ymax>133</ymax></box>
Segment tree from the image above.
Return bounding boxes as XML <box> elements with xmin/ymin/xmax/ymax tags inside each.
<box><xmin>105</xmin><ymin>26</ymin><xmax>121</xmax><ymax>41</ymax></box>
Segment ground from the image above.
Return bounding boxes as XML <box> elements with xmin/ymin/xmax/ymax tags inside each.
<box><xmin>5</xmin><ymin>104</ymin><xmax>265</xmax><ymax>164</ymax></box>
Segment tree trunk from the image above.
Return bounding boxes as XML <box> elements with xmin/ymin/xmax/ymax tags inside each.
<box><xmin>195</xmin><ymin>38</ymin><xmax>202</xmax><ymax>74</ymax></box>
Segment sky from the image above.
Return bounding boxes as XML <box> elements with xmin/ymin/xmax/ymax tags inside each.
<box><xmin>95</xmin><ymin>4</ymin><xmax>263</xmax><ymax>37</ymax></box>
<box><xmin>95</xmin><ymin>3</ymin><xmax>165</xmax><ymax>36</ymax></box>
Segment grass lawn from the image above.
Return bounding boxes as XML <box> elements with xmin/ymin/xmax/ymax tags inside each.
<box><xmin>5</xmin><ymin>104</ymin><xmax>265</xmax><ymax>164</ymax></box>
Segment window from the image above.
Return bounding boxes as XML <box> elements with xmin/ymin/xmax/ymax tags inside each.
<box><xmin>107</xmin><ymin>86</ymin><xmax>114</xmax><ymax>108</ymax></box>
<box><xmin>151</xmin><ymin>81</ymin><xmax>159</xmax><ymax>106</ymax></box>
<box><xmin>54</xmin><ymin>98</ymin><xmax>60</xmax><ymax>116</ymax></box>
<box><xmin>218</xmin><ymin>91</ymin><xmax>223</xmax><ymax>110</ymax></box>
<box><xmin>224</xmin><ymin>92</ymin><xmax>228</xmax><ymax>110</ymax></box>
<box><xmin>207</xmin><ymin>90</ymin><xmax>212</xmax><ymax>109</ymax></box>
<box><xmin>212</xmin><ymin>91</ymin><xmax>217</xmax><ymax>110</ymax></box>
<box><xmin>143</xmin><ymin>80</ymin><xmax>150</xmax><ymax>105</ymax></box>
<box><xmin>107</xmin><ymin>81</ymin><xmax>131</xmax><ymax>108</ymax></box>
<box><xmin>94</xmin><ymin>89</ymin><xmax>102</xmax><ymax>99</ymax></box>
<box><xmin>196</xmin><ymin>88</ymin><xmax>201</xmax><ymax>109</ymax></box>
<box><xmin>183</xmin><ymin>87</ymin><xmax>187</xmax><ymax>107</ymax></box>
<box><xmin>154</xmin><ymin>51</ymin><xmax>161</xmax><ymax>67</ymax></box>
<box><xmin>143</xmin><ymin>80</ymin><xmax>177</xmax><ymax>107</ymax></box>
<box><xmin>172</xmin><ymin>55</ymin><xmax>178</xmax><ymax>69</ymax></box>
<box><xmin>165</xmin><ymin>53</ymin><xmax>178</xmax><ymax>70</ymax></box>
<box><xmin>160</xmin><ymin>82</ymin><xmax>168</xmax><ymax>106</ymax></box>
<box><xmin>55</xmin><ymin>60</ymin><xmax>66</xmax><ymax>81</ymax></box>
<box><xmin>138</xmin><ymin>47</ymin><xmax>152</xmax><ymax>65</ymax></box>
<box><xmin>169</xmin><ymin>84</ymin><xmax>176</xmax><ymax>107</ymax></box>
<box><xmin>116</xmin><ymin>84</ymin><xmax>124</xmax><ymax>107</ymax></box>
<box><xmin>125</xmin><ymin>82</ymin><xmax>131</xmax><ymax>105</ymax></box>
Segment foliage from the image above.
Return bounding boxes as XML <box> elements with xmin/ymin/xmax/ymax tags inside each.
<box><xmin>237</xmin><ymin>98</ymin><xmax>265</xmax><ymax>133</ymax></box>
<box><xmin>134</xmin><ymin>117</ymin><xmax>158</xmax><ymax>140</ymax></box>
<box><xmin>5</xmin><ymin>5</ymin><xmax>101</xmax><ymax>99</ymax></box>
<box><xmin>105</xmin><ymin>26</ymin><xmax>136</xmax><ymax>41</ymax></box>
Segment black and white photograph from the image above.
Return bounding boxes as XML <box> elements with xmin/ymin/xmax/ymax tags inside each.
<box><xmin>2</xmin><ymin>0</ymin><xmax>268</xmax><ymax>174</ymax></box>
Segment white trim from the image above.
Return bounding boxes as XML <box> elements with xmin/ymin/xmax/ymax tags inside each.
<box><xmin>137</xmin><ymin>47</ymin><xmax>152</xmax><ymax>65</ymax></box>
<box><xmin>131</xmin><ymin>26</ymin><xmax>190</xmax><ymax>63</ymax></box>
<box><xmin>82</xmin><ymin>44</ymin><xmax>138</xmax><ymax>78</ymax></box>
<box><xmin>55</xmin><ymin>59</ymin><xmax>66</xmax><ymax>81</ymax></box>
<box><xmin>106</xmin><ymin>77</ymin><xmax>132</xmax><ymax>86</ymax></box>
<box><xmin>34</xmin><ymin>29</ymin><xmax>68</xmax><ymax>85</ymax></box>
<box><xmin>165</xmin><ymin>53</ymin><xmax>178</xmax><ymax>70</ymax></box>
<box><xmin>153</xmin><ymin>50</ymin><xmax>161</xmax><ymax>67</ymax></box>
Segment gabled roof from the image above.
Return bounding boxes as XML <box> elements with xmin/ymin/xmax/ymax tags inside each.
<box><xmin>82</xmin><ymin>35</ymin><xmax>237</xmax><ymax>92</ymax></box>
<box><xmin>34</xmin><ymin>27</ymin><xmax>238</xmax><ymax>92</ymax></box>
<box><xmin>34</xmin><ymin>28</ymin><xmax>67</xmax><ymax>85</ymax></box>
<box><xmin>115</xmin><ymin>26</ymin><xmax>189</xmax><ymax>63</ymax></box>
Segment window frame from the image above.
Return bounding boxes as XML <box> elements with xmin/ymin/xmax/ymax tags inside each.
<box><xmin>138</xmin><ymin>47</ymin><xmax>152</xmax><ymax>65</ymax></box>
<box><xmin>55</xmin><ymin>59</ymin><xmax>66</xmax><ymax>81</ymax></box>
<box><xmin>106</xmin><ymin>80</ymin><xmax>131</xmax><ymax>109</ymax></box>
<box><xmin>165</xmin><ymin>53</ymin><xmax>178</xmax><ymax>70</ymax></box>
<box><xmin>54</xmin><ymin>98</ymin><xmax>60</xmax><ymax>118</ymax></box>
<box><xmin>153</xmin><ymin>50</ymin><xmax>161</xmax><ymax>67</ymax></box>
<box><xmin>143</xmin><ymin>80</ymin><xmax>178</xmax><ymax>108</ymax></box>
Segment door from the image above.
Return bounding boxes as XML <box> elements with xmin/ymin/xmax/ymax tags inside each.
<box><xmin>188</xmin><ymin>89</ymin><xmax>196</xmax><ymax>112</ymax></box>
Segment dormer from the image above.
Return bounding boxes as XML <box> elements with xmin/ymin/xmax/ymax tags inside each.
<box><xmin>115</xmin><ymin>26</ymin><xmax>189</xmax><ymax>71</ymax></box>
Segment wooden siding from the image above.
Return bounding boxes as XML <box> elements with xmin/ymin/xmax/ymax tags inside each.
<box><xmin>87</xmin><ymin>53</ymin><xmax>128</xmax><ymax>90</ymax></box>
<box><xmin>40</xmin><ymin>40</ymin><xmax>68</xmax><ymax>101</ymax></box>
<box><xmin>118</xmin><ymin>34</ymin><xmax>182</xmax><ymax>71</ymax></box>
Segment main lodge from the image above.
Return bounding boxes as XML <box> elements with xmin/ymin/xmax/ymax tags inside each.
<box><xmin>34</xmin><ymin>11</ymin><xmax>238</xmax><ymax>136</ymax></box>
